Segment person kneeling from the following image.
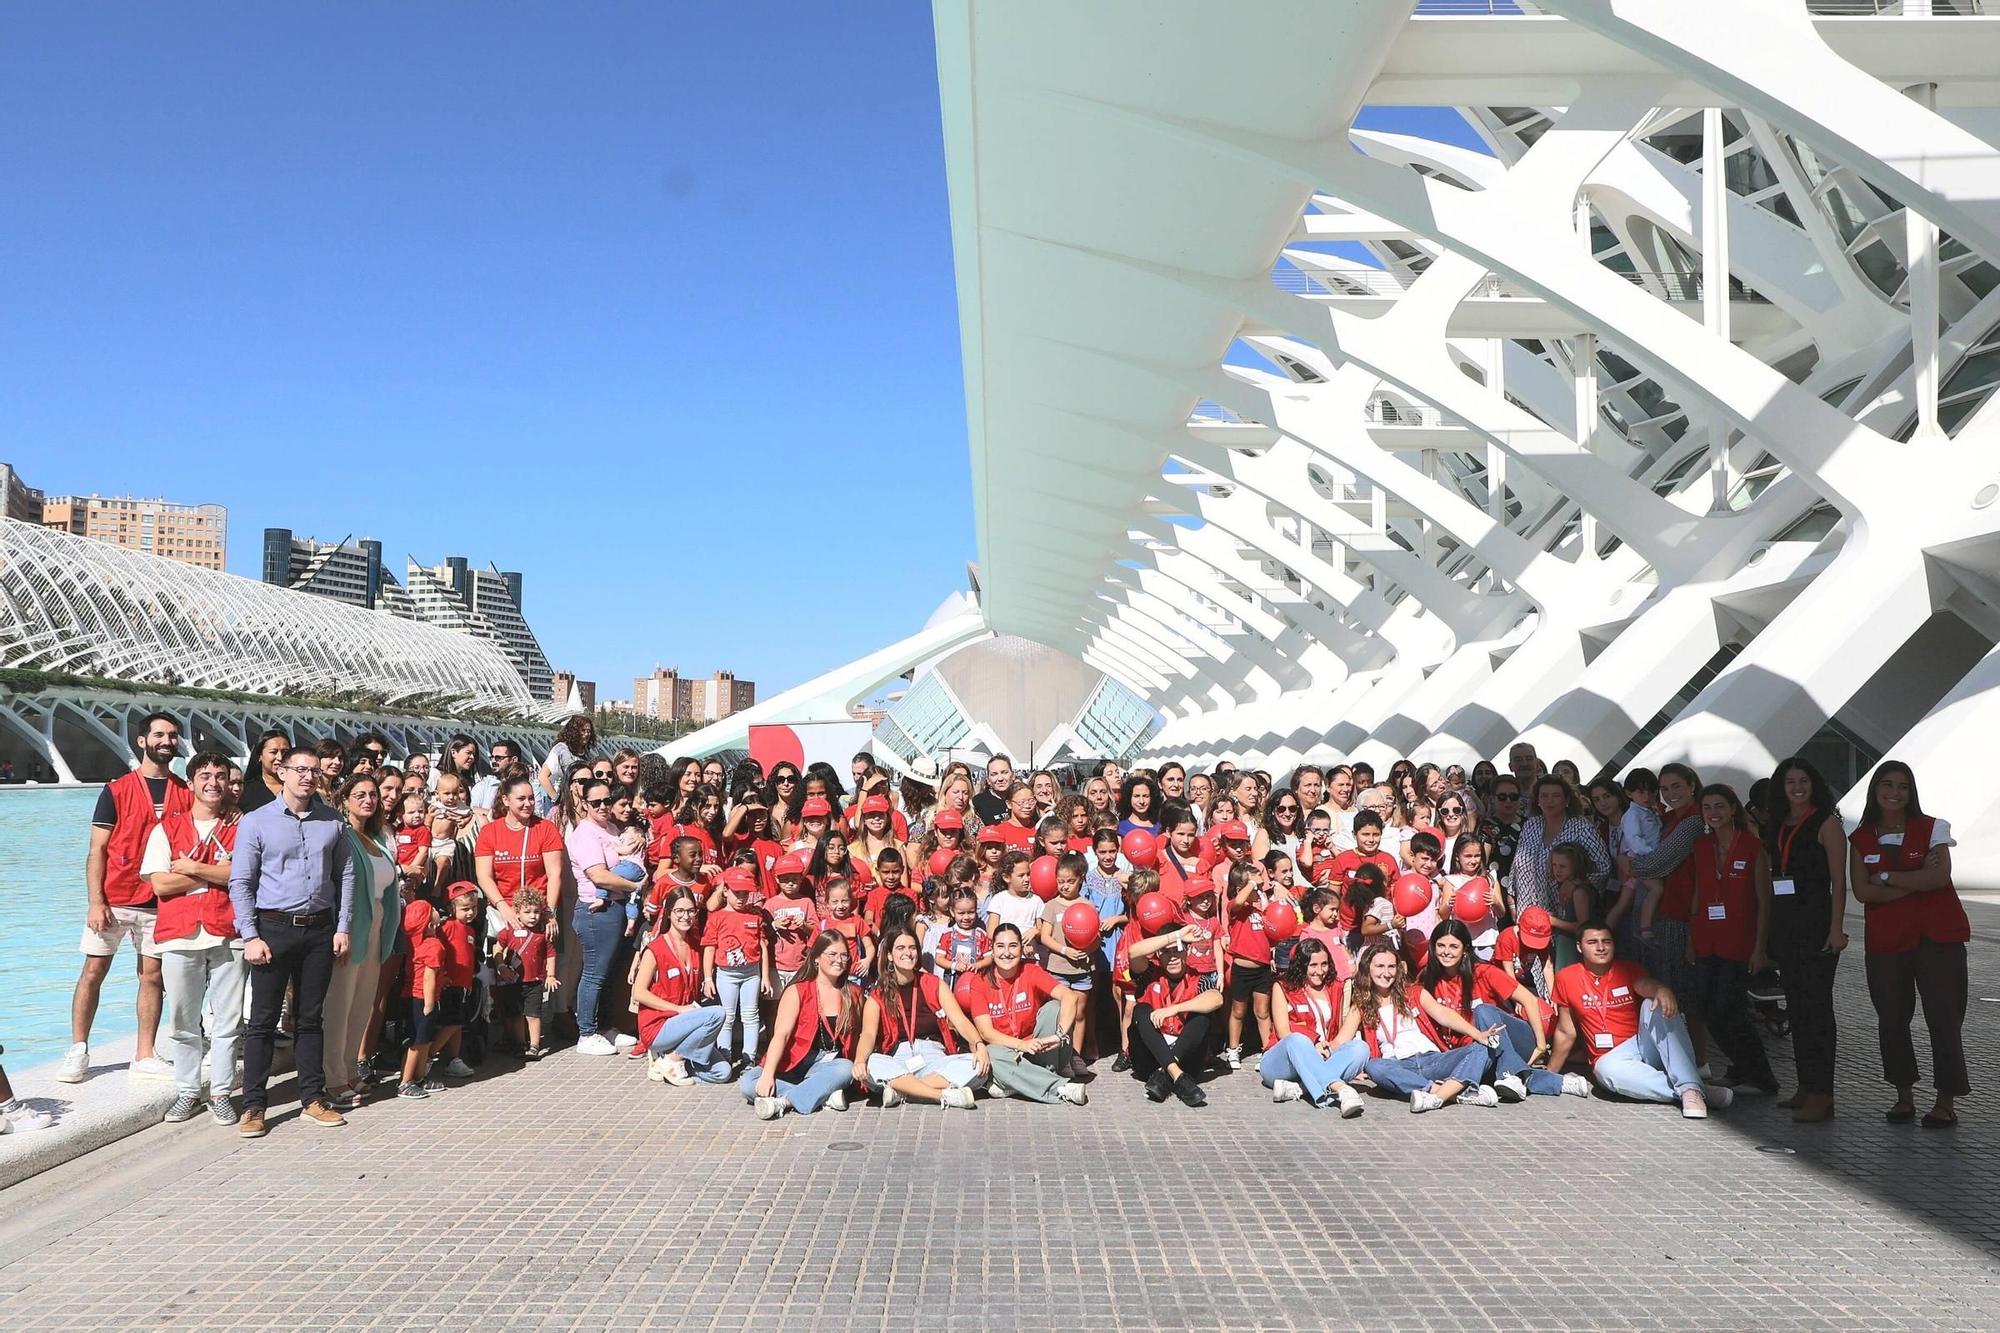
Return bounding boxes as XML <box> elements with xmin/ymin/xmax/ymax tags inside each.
<box><xmin>856</xmin><ymin>927</ymin><xmax>990</xmax><ymax>1110</ymax></box>
<box><xmin>1126</xmin><ymin>929</ymin><xmax>1225</xmax><ymax>1107</ymax></box>
<box><xmin>1549</xmin><ymin>921</ymin><xmax>1735</xmax><ymax>1119</ymax></box>
<box><xmin>741</xmin><ymin>934</ymin><xmax>860</xmax><ymax>1120</ymax></box>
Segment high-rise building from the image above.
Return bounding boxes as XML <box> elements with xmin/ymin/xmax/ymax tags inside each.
<box><xmin>632</xmin><ymin>667</ymin><xmax>756</xmax><ymax>724</ymax></box>
<box><xmin>405</xmin><ymin>557</ymin><xmax>553</xmax><ymax>701</ymax></box>
<box><xmin>39</xmin><ymin>493</ymin><xmax>226</xmax><ymax>570</ymax></box>
<box><xmin>551</xmin><ymin>672</ymin><xmax>595</xmax><ymax>714</ymax></box>
<box><xmin>0</xmin><ymin>465</ymin><xmax>44</xmax><ymax>525</ymax></box>
<box><xmin>261</xmin><ymin>530</ymin><xmax>406</xmax><ymax>612</ymax></box>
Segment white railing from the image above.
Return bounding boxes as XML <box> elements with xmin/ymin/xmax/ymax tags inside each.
<box><xmin>1274</xmin><ymin>266</ymin><xmax>1765</xmax><ymax>302</ymax></box>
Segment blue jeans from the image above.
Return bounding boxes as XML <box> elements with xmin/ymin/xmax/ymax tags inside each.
<box><xmin>1593</xmin><ymin>999</ymin><xmax>1702</xmax><ymax>1104</ymax></box>
<box><xmin>714</xmin><ymin>964</ymin><xmax>762</xmax><ymax>1062</ymax></box>
<box><xmin>648</xmin><ymin>1006</ymin><xmax>732</xmax><ymax>1082</ymax></box>
<box><xmin>739</xmin><ymin>1049</ymin><xmax>853</xmax><ymax>1113</ymax></box>
<box><xmin>571</xmin><ymin>901</ymin><xmax>626</xmax><ymax>1038</ymax></box>
<box><xmin>1365</xmin><ymin>1043</ymin><xmax>1493</xmax><ymax>1097</ymax></box>
<box><xmin>1260</xmin><ymin>1034</ymin><xmax>1366</xmax><ymax>1104</ymax></box>
<box><xmin>1474</xmin><ymin>1003</ymin><xmax>1566</xmax><ymax>1096</ymax></box>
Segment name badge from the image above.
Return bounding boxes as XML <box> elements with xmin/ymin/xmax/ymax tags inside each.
<box><xmin>1593</xmin><ymin>1032</ymin><xmax>1614</xmax><ymax>1049</ymax></box>
<box><xmin>1732</xmin><ymin>860</ymin><xmax>1747</xmax><ymax>871</ymax></box>
<box><xmin>1772</xmin><ymin>878</ymin><xmax>1796</xmax><ymax>897</ymax></box>
<box><xmin>665</xmin><ymin>967</ymin><xmax>681</xmax><ymax>978</ymax></box>
<box><xmin>1863</xmin><ymin>854</ymin><xmax>1882</xmax><ymax>865</ymax></box>
<box><xmin>1706</xmin><ymin>904</ymin><xmax>1727</xmax><ymax>920</ymax></box>
<box><xmin>906</xmin><ymin>1054</ymin><xmax>927</xmax><ymax>1074</ymax></box>
<box><xmin>1610</xmin><ymin>986</ymin><xmax>1629</xmax><ymax>998</ymax></box>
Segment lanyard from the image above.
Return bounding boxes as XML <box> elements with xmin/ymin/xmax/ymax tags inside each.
<box><xmin>1379</xmin><ymin>999</ymin><xmax>1401</xmax><ymax>1049</ymax></box>
<box><xmin>1776</xmin><ymin>817</ymin><xmax>1808</xmax><ymax>876</ymax></box>
<box><xmin>895</xmin><ymin>981</ymin><xmax>921</xmax><ymax>1044</ymax></box>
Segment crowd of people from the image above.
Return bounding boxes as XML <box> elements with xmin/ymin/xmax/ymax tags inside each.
<box><xmin>0</xmin><ymin>715</ymin><xmax>1971</xmax><ymax>1140</ymax></box>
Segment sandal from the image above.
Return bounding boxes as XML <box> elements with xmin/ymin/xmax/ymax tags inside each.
<box><xmin>1921</xmin><ymin>1110</ymin><xmax>1959</xmax><ymax>1129</ymax></box>
<box><xmin>1886</xmin><ymin>1102</ymin><xmax>1916</xmax><ymax>1124</ymax></box>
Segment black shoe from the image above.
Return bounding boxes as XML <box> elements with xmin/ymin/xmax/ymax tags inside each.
<box><xmin>1144</xmin><ymin>1070</ymin><xmax>1173</xmax><ymax>1103</ymax></box>
<box><xmin>1174</xmin><ymin>1073</ymin><xmax>1207</xmax><ymax>1108</ymax></box>
<box><xmin>1111</xmin><ymin>1051</ymin><xmax>1131</xmax><ymax>1074</ymax></box>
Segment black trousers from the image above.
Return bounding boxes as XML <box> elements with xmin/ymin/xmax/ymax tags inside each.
<box><xmin>244</xmin><ymin>916</ymin><xmax>336</xmax><ymax>1110</ymax></box>
<box><xmin>1775</xmin><ymin>947</ymin><xmax>1840</xmax><ymax>1095</ymax></box>
<box><xmin>1866</xmin><ymin>941</ymin><xmax>1970</xmax><ymax>1097</ymax></box>
<box><xmin>1129</xmin><ymin>1004</ymin><xmax>1212</xmax><ymax>1081</ymax></box>
<box><xmin>1690</xmin><ymin>956</ymin><xmax>1774</xmax><ymax>1083</ymax></box>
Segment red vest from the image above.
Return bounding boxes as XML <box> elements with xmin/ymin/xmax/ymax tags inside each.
<box><xmin>871</xmin><ymin>973</ymin><xmax>960</xmax><ymax>1055</ymax></box>
<box><xmin>104</xmin><ymin>771</ymin><xmax>192</xmax><ymax>908</ymax></box>
<box><xmin>1270</xmin><ymin>982</ymin><xmax>1337</xmax><ymax>1051</ymax></box>
<box><xmin>1656</xmin><ymin>807</ymin><xmax>1698</xmax><ymax>923</ymax></box>
<box><xmin>1689</xmin><ymin>828</ymin><xmax>1761</xmax><ymax>963</ymax></box>
<box><xmin>152</xmin><ymin>813</ymin><xmax>240</xmax><ymax>943</ymax></box>
<box><xmin>776</xmin><ymin>980</ymin><xmax>860</xmax><ymax>1073</ymax></box>
<box><xmin>1851</xmin><ymin>816</ymin><xmax>1968</xmax><ymax>955</ymax></box>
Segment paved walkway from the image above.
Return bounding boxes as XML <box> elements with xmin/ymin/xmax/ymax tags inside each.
<box><xmin>3</xmin><ymin>909</ymin><xmax>1999</xmax><ymax>1331</ymax></box>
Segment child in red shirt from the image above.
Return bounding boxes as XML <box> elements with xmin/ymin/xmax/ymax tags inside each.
<box><xmin>392</xmin><ymin>792</ymin><xmax>432</xmax><ymax>889</ymax></box>
<box><xmin>767</xmin><ymin>858</ymin><xmax>819</xmax><ymax>991</ymax></box>
<box><xmin>863</xmin><ymin>848</ymin><xmax>922</xmax><ymax>933</ymax></box>
<box><xmin>400</xmin><ymin>900</ymin><xmax>446</xmax><ymax>1099</ymax></box>
<box><xmin>701</xmin><ymin>869</ymin><xmax>772</xmax><ymax>1070</ymax></box>
<box><xmin>492</xmin><ymin>885</ymin><xmax>559</xmax><ymax>1058</ymax></box>
<box><xmin>431</xmin><ymin>886</ymin><xmax>480</xmax><ymax>1079</ymax></box>
<box><xmin>815</xmin><ymin>876</ymin><xmax>874</xmax><ymax>982</ymax></box>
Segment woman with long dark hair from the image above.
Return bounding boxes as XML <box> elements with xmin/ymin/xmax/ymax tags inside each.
<box><xmin>1687</xmin><ymin>784</ymin><xmax>1777</xmax><ymax>1097</ymax></box>
<box><xmin>1339</xmin><ymin>941</ymin><xmax>1500</xmax><ymax>1112</ymax></box>
<box><xmin>1116</xmin><ymin>775</ymin><xmax>1162</xmax><ymax>839</ymax></box>
<box><xmin>1851</xmin><ymin>760</ymin><xmax>1969</xmax><ymax>1128</ymax></box>
<box><xmin>1260</xmin><ymin>937</ymin><xmax>1367</xmax><ymax>1113</ymax></box>
<box><xmin>742</xmin><ymin>932</ymin><xmax>862</xmax><ymax>1119</ymax></box>
<box><xmin>855</xmin><ymin>927</ymin><xmax>989</xmax><ymax>1109</ymax></box>
<box><xmin>1419</xmin><ymin>920</ymin><xmax>1584</xmax><ymax>1101</ymax></box>
<box><xmin>1762</xmin><ymin>757</ymin><xmax>1849</xmax><ymax>1122</ymax></box>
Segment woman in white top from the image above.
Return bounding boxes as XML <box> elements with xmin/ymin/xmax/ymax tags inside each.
<box><xmin>323</xmin><ymin>772</ymin><xmax>400</xmax><ymax>1112</ymax></box>
<box><xmin>1335</xmin><ymin>942</ymin><xmax>1501</xmax><ymax>1113</ymax></box>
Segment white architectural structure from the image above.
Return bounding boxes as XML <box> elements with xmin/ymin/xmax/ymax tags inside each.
<box><xmin>0</xmin><ymin>517</ymin><xmax>539</xmax><ymax>713</ymax></box>
<box><xmin>925</xmin><ymin>0</ymin><xmax>2000</xmax><ymax>886</ymax></box>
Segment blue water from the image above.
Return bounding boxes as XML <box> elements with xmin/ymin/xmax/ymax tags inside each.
<box><xmin>0</xmin><ymin>787</ymin><xmax>133</xmax><ymax>1067</ymax></box>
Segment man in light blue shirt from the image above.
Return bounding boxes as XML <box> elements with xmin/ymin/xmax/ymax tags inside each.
<box><xmin>226</xmin><ymin>746</ymin><xmax>354</xmax><ymax>1137</ymax></box>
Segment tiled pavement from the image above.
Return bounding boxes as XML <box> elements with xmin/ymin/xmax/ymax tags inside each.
<box><xmin>3</xmin><ymin>908</ymin><xmax>1999</xmax><ymax>1331</ymax></box>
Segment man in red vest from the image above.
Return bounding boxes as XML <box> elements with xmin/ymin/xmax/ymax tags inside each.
<box><xmin>59</xmin><ymin>711</ymin><xmax>191</xmax><ymax>1084</ymax></box>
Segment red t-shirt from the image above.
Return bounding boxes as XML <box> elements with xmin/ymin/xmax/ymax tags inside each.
<box><xmin>1139</xmin><ymin>970</ymin><xmax>1202</xmax><ymax>1035</ymax></box>
<box><xmin>494</xmin><ymin>924</ymin><xmax>553</xmax><ymax>984</ymax></box>
<box><xmin>439</xmin><ymin>920</ymin><xmax>477</xmax><ymax>990</ymax></box>
<box><xmin>1552</xmin><ymin>960</ymin><xmax>1647</xmax><ymax>1063</ymax></box>
<box><xmin>964</xmin><ymin>963</ymin><xmax>1059</xmax><ymax>1039</ymax></box>
<box><xmin>1325</xmin><ymin>850</ymin><xmax>1399</xmax><ymax>929</ymax></box>
<box><xmin>991</xmin><ymin>822</ymin><xmax>1036</xmax><ymax>852</ymax></box>
<box><xmin>1423</xmin><ymin>964</ymin><xmax>1516</xmax><ymax>1044</ymax></box>
<box><xmin>393</xmin><ymin>826</ymin><xmax>432</xmax><ymax>867</ymax></box>
<box><xmin>818</xmin><ymin>912</ymin><xmax>865</xmax><ymax>962</ymax></box>
<box><xmin>702</xmin><ymin>906</ymin><xmax>767</xmax><ymax>969</ymax></box>
<box><xmin>637</xmin><ymin>935</ymin><xmax>702</xmax><ymax>1050</ymax></box>
<box><xmin>1225</xmin><ymin>895</ymin><xmax>1273</xmax><ymax>965</ymax></box>
<box><xmin>767</xmin><ymin>894</ymin><xmax>818</xmax><ymax>971</ymax></box>
<box><xmin>863</xmin><ymin>883</ymin><xmax>921</xmax><ymax>932</ymax></box>
<box><xmin>474</xmin><ymin>818</ymin><xmax>563</xmax><ymax>906</ymax></box>
<box><xmin>1179</xmin><ymin>895</ymin><xmax>1224</xmax><ymax>975</ymax></box>
<box><xmin>407</xmin><ymin>936</ymin><xmax>446</xmax><ymax>999</ymax></box>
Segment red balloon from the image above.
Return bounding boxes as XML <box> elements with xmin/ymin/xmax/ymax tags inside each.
<box><xmin>1452</xmin><ymin>877</ymin><xmax>1493</xmax><ymax>924</ymax></box>
<box><xmin>1134</xmin><ymin>890</ymin><xmax>1177</xmax><ymax>935</ymax></box>
<box><xmin>1029</xmin><ymin>855</ymin><xmax>1060</xmax><ymax>901</ymax></box>
<box><xmin>1261</xmin><ymin>900</ymin><xmax>1300</xmax><ymax>943</ymax></box>
<box><xmin>928</xmin><ymin>848</ymin><xmax>957</xmax><ymax>880</ymax></box>
<box><xmin>1417</xmin><ymin>825</ymin><xmax>1444</xmax><ymax>848</ymax></box>
<box><xmin>1061</xmin><ymin>902</ymin><xmax>1102</xmax><ymax>951</ymax></box>
<box><xmin>1390</xmin><ymin>872</ymin><xmax>1434</xmax><ymax>918</ymax></box>
<box><xmin>1121</xmin><ymin>828</ymin><xmax>1159</xmax><ymax>869</ymax></box>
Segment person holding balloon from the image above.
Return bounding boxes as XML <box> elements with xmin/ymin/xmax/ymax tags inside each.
<box><xmin>1443</xmin><ymin>835</ymin><xmax>1502</xmax><ymax>960</ymax></box>
<box><xmin>1219</xmin><ymin>859</ymin><xmax>1277</xmax><ymax>1071</ymax></box>
<box><xmin>1037</xmin><ymin>852</ymin><xmax>1102</xmax><ymax>1077</ymax></box>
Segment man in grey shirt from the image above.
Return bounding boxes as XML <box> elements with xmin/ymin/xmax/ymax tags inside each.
<box><xmin>227</xmin><ymin>745</ymin><xmax>354</xmax><ymax>1137</ymax></box>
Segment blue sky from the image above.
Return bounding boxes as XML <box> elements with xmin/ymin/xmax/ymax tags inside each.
<box><xmin>0</xmin><ymin>4</ymin><xmax>969</xmax><ymax>700</ymax></box>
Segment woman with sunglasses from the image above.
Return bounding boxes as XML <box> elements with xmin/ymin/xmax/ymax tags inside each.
<box><xmin>1255</xmin><ymin>788</ymin><xmax>1304</xmax><ymax>863</ymax></box>
<box><xmin>765</xmin><ymin>762</ymin><xmax>804</xmax><ymax>827</ymax></box>
<box><xmin>566</xmin><ymin>779</ymin><xmax>646</xmax><ymax>1056</ymax></box>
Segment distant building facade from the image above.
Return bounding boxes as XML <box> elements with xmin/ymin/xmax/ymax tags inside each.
<box><xmin>632</xmin><ymin>668</ymin><xmax>756</xmax><ymax>724</ymax></box>
<box><xmin>0</xmin><ymin>465</ymin><xmax>45</xmax><ymax>525</ymax></box>
<box><xmin>551</xmin><ymin>672</ymin><xmax>596</xmax><ymax>714</ymax></box>
<box><xmin>32</xmin><ymin>489</ymin><xmax>227</xmax><ymax>571</ymax></box>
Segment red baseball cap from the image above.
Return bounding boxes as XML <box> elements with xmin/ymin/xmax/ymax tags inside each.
<box><xmin>977</xmin><ymin>826</ymin><xmax>1006</xmax><ymax>846</ymax></box>
<box><xmin>402</xmin><ymin>900</ymin><xmax>435</xmax><ymax>935</ymax></box>
<box><xmin>860</xmin><ymin>794</ymin><xmax>891</xmax><ymax>815</ymax></box>
<box><xmin>1215</xmin><ymin>819</ymin><xmax>1250</xmax><ymax>843</ymax></box>
<box><xmin>934</xmin><ymin>809</ymin><xmax>965</xmax><ymax>831</ymax></box>
<box><xmin>800</xmin><ymin>797</ymin><xmax>833</xmax><ymax>819</ymax></box>
<box><xmin>721</xmin><ymin>866</ymin><xmax>760</xmax><ymax>895</ymax></box>
<box><xmin>774</xmin><ymin>850</ymin><xmax>808</xmax><ymax>879</ymax></box>
<box><xmin>1516</xmin><ymin>906</ymin><xmax>1553</xmax><ymax>949</ymax></box>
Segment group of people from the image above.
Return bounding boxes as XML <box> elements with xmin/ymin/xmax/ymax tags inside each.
<box><xmin>0</xmin><ymin>718</ymin><xmax>1970</xmax><ymax>1141</ymax></box>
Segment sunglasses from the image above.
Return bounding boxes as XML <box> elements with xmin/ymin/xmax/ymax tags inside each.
<box><xmin>1495</xmin><ymin>792</ymin><xmax>1520</xmax><ymax>802</ymax></box>
<box><xmin>1440</xmin><ymin>805</ymin><xmax>1463</xmax><ymax>815</ymax></box>
<box><xmin>586</xmin><ymin>797</ymin><xmax>611</xmax><ymax>808</ymax></box>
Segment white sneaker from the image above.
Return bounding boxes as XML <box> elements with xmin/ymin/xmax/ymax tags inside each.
<box><xmin>1</xmin><ymin>1106</ymin><xmax>55</xmax><ymax>1133</ymax></box>
<box><xmin>1271</xmin><ymin>1079</ymin><xmax>1305</xmax><ymax>1104</ymax></box>
<box><xmin>443</xmin><ymin>1058</ymin><xmax>475</xmax><ymax>1078</ymax></box>
<box><xmin>1460</xmin><ymin>1084</ymin><xmax>1500</xmax><ymax>1108</ymax></box>
<box><xmin>129</xmin><ymin>1055</ymin><xmax>173</xmax><ymax>1081</ymax></box>
<box><xmin>1493</xmin><ymin>1074</ymin><xmax>1527</xmax><ymax>1103</ymax></box>
<box><xmin>1702</xmin><ymin>1083</ymin><xmax>1735</xmax><ymax>1110</ymax></box>
<box><xmin>575</xmin><ymin>1034</ymin><xmax>617</xmax><ymax>1057</ymax></box>
<box><xmin>1681</xmin><ymin>1087</ymin><xmax>1710</xmax><ymax>1119</ymax></box>
<box><xmin>826</xmin><ymin>1088</ymin><xmax>848</xmax><ymax>1112</ymax></box>
<box><xmin>940</xmin><ymin>1086</ymin><xmax>976</xmax><ymax>1110</ymax></box>
<box><xmin>754</xmin><ymin>1095</ymin><xmax>789</xmax><ymax>1120</ymax></box>
<box><xmin>1561</xmin><ymin>1073</ymin><xmax>1591</xmax><ymax>1098</ymax></box>
<box><xmin>1334</xmin><ymin>1085</ymin><xmax>1365</xmax><ymax>1118</ymax></box>
<box><xmin>880</xmin><ymin>1083</ymin><xmax>903</xmax><ymax>1109</ymax></box>
<box><xmin>56</xmin><ymin>1043</ymin><xmax>89</xmax><ymax>1084</ymax></box>
<box><xmin>1410</xmin><ymin>1090</ymin><xmax>1444</xmax><ymax>1114</ymax></box>
<box><xmin>1220</xmin><ymin>1045</ymin><xmax>1242</xmax><ymax>1071</ymax></box>
<box><xmin>1056</xmin><ymin>1081</ymin><xmax>1088</xmax><ymax>1106</ymax></box>
<box><xmin>645</xmin><ymin>1055</ymin><xmax>668</xmax><ymax>1083</ymax></box>
<box><xmin>657</xmin><ymin>1057</ymin><xmax>694</xmax><ymax>1087</ymax></box>
<box><xmin>612</xmin><ymin>1032</ymin><xmax>637</xmax><ymax>1050</ymax></box>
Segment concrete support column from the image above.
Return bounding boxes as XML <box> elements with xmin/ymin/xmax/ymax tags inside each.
<box><xmin>1574</xmin><ymin>332</ymin><xmax>1599</xmax><ymax>556</ymax></box>
<box><xmin>1702</xmin><ymin>106</ymin><xmax>1732</xmax><ymax>512</ymax></box>
<box><xmin>1907</xmin><ymin>80</ymin><xmax>1941</xmax><ymax>439</ymax></box>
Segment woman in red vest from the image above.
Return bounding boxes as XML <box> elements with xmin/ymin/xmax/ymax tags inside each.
<box><xmin>741</xmin><ymin>932</ymin><xmax>861</xmax><ymax>1120</ymax></box>
<box><xmin>1850</xmin><ymin>760</ymin><xmax>1970</xmax><ymax>1128</ymax></box>
<box><xmin>854</xmin><ymin>927</ymin><xmax>989</xmax><ymax>1109</ymax></box>
<box><xmin>1687</xmin><ymin>785</ymin><xmax>1778</xmax><ymax>1096</ymax></box>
